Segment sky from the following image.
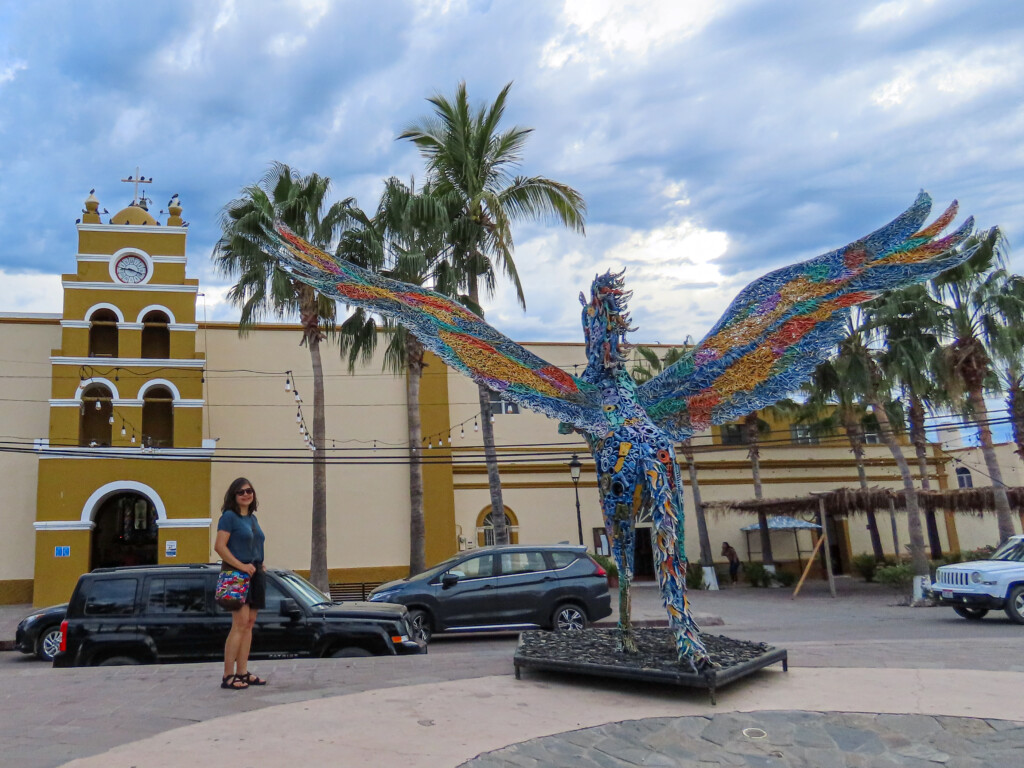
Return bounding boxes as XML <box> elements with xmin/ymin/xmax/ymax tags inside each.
<box><xmin>1</xmin><ymin>0</ymin><xmax>1022</xmax><ymax>351</ymax></box>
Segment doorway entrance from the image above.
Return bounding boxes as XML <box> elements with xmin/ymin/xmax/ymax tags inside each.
<box><xmin>633</xmin><ymin>526</ymin><xmax>655</xmax><ymax>581</ymax></box>
<box><xmin>90</xmin><ymin>492</ymin><xmax>159</xmax><ymax>570</ymax></box>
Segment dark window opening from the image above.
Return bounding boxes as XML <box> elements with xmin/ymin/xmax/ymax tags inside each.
<box><xmin>956</xmin><ymin>467</ymin><xmax>973</xmax><ymax>489</ymax></box>
<box><xmin>79</xmin><ymin>384</ymin><xmax>113</xmax><ymax>446</ymax></box>
<box><xmin>489</xmin><ymin>390</ymin><xmax>519</xmax><ymax>415</ymax></box>
<box><xmin>88</xmin><ymin>309</ymin><xmax>119</xmax><ymax>358</ymax></box>
<box><xmin>142</xmin><ymin>386</ymin><xmax>174</xmax><ymax>448</ymax></box>
<box><xmin>721</xmin><ymin>424</ymin><xmax>747</xmax><ymax>446</ymax></box>
<box><xmin>140</xmin><ymin>310</ymin><xmax>171</xmax><ymax>359</ymax></box>
<box><xmin>790</xmin><ymin>425</ymin><xmax>819</xmax><ymax>445</ymax></box>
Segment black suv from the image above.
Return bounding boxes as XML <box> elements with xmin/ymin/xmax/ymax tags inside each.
<box><xmin>53</xmin><ymin>563</ymin><xmax>424</xmax><ymax>667</ymax></box>
<box><xmin>368</xmin><ymin>544</ymin><xmax>612</xmax><ymax>641</ymax></box>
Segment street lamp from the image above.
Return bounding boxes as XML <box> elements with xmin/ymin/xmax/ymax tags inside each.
<box><xmin>568</xmin><ymin>453</ymin><xmax>583</xmax><ymax>546</ymax></box>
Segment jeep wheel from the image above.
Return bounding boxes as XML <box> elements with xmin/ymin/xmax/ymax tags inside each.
<box><xmin>408</xmin><ymin>609</ymin><xmax>432</xmax><ymax>643</ymax></box>
<box><xmin>1005</xmin><ymin>585</ymin><xmax>1024</xmax><ymax>625</ymax></box>
<box><xmin>97</xmin><ymin>656</ymin><xmax>141</xmax><ymax>666</ymax></box>
<box><xmin>953</xmin><ymin>606</ymin><xmax>988</xmax><ymax>620</ymax></box>
<box><xmin>330</xmin><ymin>647</ymin><xmax>373</xmax><ymax>658</ymax></box>
<box><xmin>552</xmin><ymin>604</ymin><xmax>587</xmax><ymax>631</ymax></box>
<box><xmin>36</xmin><ymin>626</ymin><xmax>63</xmax><ymax>662</ymax></box>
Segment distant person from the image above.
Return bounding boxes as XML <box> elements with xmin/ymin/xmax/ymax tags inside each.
<box><xmin>214</xmin><ymin>477</ymin><xmax>268</xmax><ymax>690</ymax></box>
<box><xmin>721</xmin><ymin>541</ymin><xmax>741</xmax><ymax>585</ymax></box>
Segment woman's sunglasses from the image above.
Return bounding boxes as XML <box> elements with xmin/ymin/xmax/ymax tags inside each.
<box><xmin>236</xmin><ymin>488</ymin><xmax>254</xmax><ymax>496</ymax></box>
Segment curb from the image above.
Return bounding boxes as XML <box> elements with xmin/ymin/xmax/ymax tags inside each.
<box><xmin>593</xmin><ymin>614</ymin><xmax>723</xmax><ymax>629</ymax></box>
<box><xmin>0</xmin><ymin>641</ymin><xmax>15</xmax><ymax>652</ymax></box>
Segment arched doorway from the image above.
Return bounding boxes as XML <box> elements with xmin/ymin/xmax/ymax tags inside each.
<box><xmin>90</xmin><ymin>492</ymin><xmax>159</xmax><ymax>570</ymax></box>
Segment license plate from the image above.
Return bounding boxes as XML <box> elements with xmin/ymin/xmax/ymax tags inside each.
<box><xmin>942</xmin><ymin>590</ymin><xmax>953</xmax><ymax>599</ymax></box>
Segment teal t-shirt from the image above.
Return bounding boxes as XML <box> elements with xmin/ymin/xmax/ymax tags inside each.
<box><xmin>217</xmin><ymin>510</ymin><xmax>265</xmax><ymax>563</ymax></box>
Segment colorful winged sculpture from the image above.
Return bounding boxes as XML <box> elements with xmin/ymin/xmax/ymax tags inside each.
<box><xmin>258</xmin><ymin>192</ymin><xmax>974</xmax><ymax>670</ymax></box>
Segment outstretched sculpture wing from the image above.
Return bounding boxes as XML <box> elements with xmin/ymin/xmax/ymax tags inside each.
<box><xmin>260</xmin><ymin>222</ymin><xmax>607</xmax><ymax>432</ymax></box>
<box><xmin>638</xmin><ymin>192</ymin><xmax>975</xmax><ymax>438</ymax></box>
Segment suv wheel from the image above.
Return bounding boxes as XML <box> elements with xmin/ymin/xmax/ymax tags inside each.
<box><xmin>953</xmin><ymin>606</ymin><xmax>988</xmax><ymax>620</ymax></box>
<box><xmin>330</xmin><ymin>647</ymin><xmax>373</xmax><ymax>658</ymax></box>
<box><xmin>1005</xmin><ymin>585</ymin><xmax>1024</xmax><ymax>625</ymax></box>
<box><xmin>37</xmin><ymin>626</ymin><xmax>63</xmax><ymax>662</ymax></box>
<box><xmin>97</xmin><ymin>656</ymin><xmax>141</xmax><ymax>666</ymax></box>
<box><xmin>408</xmin><ymin>609</ymin><xmax>433</xmax><ymax>643</ymax></box>
<box><xmin>553</xmin><ymin>604</ymin><xmax>587</xmax><ymax>631</ymax></box>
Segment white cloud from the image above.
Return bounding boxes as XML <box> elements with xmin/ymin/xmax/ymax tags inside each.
<box><xmin>542</xmin><ymin>0</ymin><xmax>729</xmax><ymax>70</ymax></box>
<box><xmin>0</xmin><ymin>271</ymin><xmax>63</xmax><ymax>313</ymax></box>
<box><xmin>0</xmin><ymin>60</ymin><xmax>27</xmax><ymax>86</ymax></box>
<box><xmin>857</xmin><ymin>0</ymin><xmax>938</xmax><ymax>30</ymax></box>
<box><xmin>871</xmin><ymin>47</ymin><xmax>1020</xmax><ymax>110</ymax></box>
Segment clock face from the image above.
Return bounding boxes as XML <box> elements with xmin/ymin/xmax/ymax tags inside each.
<box><xmin>115</xmin><ymin>255</ymin><xmax>148</xmax><ymax>284</ymax></box>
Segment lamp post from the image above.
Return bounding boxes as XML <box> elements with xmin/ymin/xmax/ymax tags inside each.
<box><xmin>569</xmin><ymin>453</ymin><xmax>583</xmax><ymax>546</ymax></box>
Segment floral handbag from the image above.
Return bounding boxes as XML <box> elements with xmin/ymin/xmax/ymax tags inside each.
<box><xmin>215</xmin><ymin>568</ymin><xmax>251</xmax><ymax>610</ymax></box>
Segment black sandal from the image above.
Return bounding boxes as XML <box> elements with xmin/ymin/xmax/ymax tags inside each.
<box><xmin>221</xmin><ymin>674</ymin><xmax>248</xmax><ymax>690</ymax></box>
<box><xmin>239</xmin><ymin>671</ymin><xmax>267</xmax><ymax>686</ymax></box>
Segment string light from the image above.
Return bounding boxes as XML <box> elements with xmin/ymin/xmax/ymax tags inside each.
<box><xmin>460</xmin><ymin>426</ymin><xmax>465</xmax><ymax>439</ymax></box>
<box><xmin>121</xmin><ymin>424</ymin><xmax>127</xmax><ymax>437</ymax></box>
<box><xmin>285</xmin><ymin>372</ymin><xmax>292</xmax><ymax>391</ymax></box>
<box><xmin>108</xmin><ymin>415</ymin><xmax>114</xmax><ymax>425</ymax></box>
<box><xmin>474</xmin><ymin>419</ymin><xmax>479</xmax><ymax>432</ymax></box>
<box><xmin>95</xmin><ymin>400</ymin><xmax>102</xmax><ymax>411</ymax></box>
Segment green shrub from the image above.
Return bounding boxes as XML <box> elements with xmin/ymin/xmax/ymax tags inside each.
<box><xmin>967</xmin><ymin>545</ymin><xmax>996</xmax><ymax>561</ymax></box>
<box><xmin>744</xmin><ymin>562</ymin><xmax>772</xmax><ymax>588</ymax></box>
<box><xmin>851</xmin><ymin>553</ymin><xmax>877</xmax><ymax>582</ymax></box>
<box><xmin>685</xmin><ymin>561</ymin><xmax>704</xmax><ymax>589</ymax></box>
<box><xmin>875</xmin><ymin>563</ymin><xmax>914</xmax><ymax>595</ymax></box>
<box><xmin>591</xmin><ymin>553</ymin><xmax>617</xmax><ymax>580</ymax></box>
<box><xmin>775</xmin><ymin>570</ymin><xmax>796</xmax><ymax>588</ymax></box>
<box><xmin>940</xmin><ymin>551</ymin><xmax>964</xmax><ymax>566</ymax></box>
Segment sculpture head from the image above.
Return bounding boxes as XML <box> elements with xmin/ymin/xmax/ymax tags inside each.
<box><xmin>580</xmin><ymin>269</ymin><xmax>636</xmax><ymax>370</ymax></box>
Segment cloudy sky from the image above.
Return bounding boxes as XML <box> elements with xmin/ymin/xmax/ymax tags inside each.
<box><xmin>0</xmin><ymin>0</ymin><xmax>1022</xmax><ymax>347</ymax></box>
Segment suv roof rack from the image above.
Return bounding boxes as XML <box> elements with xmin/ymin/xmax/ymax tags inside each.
<box><xmin>89</xmin><ymin>563</ymin><xmax>219</xmax><ymax>574</ymax></box>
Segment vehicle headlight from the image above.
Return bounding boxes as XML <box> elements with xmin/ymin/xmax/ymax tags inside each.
<box><xmin>369</xmin><ymin>590</ymin><xmax>400</xmax><ymax>602</ymax></box>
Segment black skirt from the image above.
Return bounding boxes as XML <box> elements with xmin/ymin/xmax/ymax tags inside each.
<box><xmin>247</xmin><ymin>562</ymin><xmax>266</xmax><ymax>610</ymax></box>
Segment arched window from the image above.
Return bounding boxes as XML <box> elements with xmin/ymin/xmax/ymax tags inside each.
<box><xmin>142</xmin><ymin>385</ymin><xmax>174</xmax><ymax>448</ymax></box>
<box><xmin>140</xmin><ymin>310</ymin><xmax>170</xmax><ymax>359</ymax></box>
<box><xmin>476</xmin><ymin>506</ymin><xmax>520</xmax><ymax>546</ymax></box>
<box><xmin>956</xmin><ymin>467</ymin><xmax>973</xmax><ymax>489</ymax></box>
<box><xmin>88</xmin><ymin>309</ymin><xmax>119</xmax><ymax>358</ymax></box>
<box><xmin>79</xmin><ymin>384</ymin><xmax>113</xmax><ymax>446</ymax></box>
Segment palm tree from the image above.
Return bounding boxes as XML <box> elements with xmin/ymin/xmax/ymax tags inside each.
<box><xmin>862</xmin><ymin>285</ymin><xmax>948</xmax><ymax>558</ymax></box>
<box><xmin>399</xmin><ymin>81</ymin><xmax>587</xmax><ymax>544</ymax></box>
<box><xmin>631</xmin><ymin>346</ymin><xmax>715</xmax><ymax>576</ymax></box>
<box><xmin>984</xmin><ymin>270</ymin><xmax>1024</xmax><ymax>468</ymax></box>
<box><xmin>797</xmin><ymin>352</ymin><xmax>886</xmax><ymax>560</ymax></box>
<box><xmin>335</xmin><ymin>178</ymin><xmax>459</xmax><ymax>575</ymax></box>
<box><xmin>213</xmin><ymin>163</ymin><xmax>355</xmax><ymax>591</ymax></box>
<box><xmin>930</xmin><ymin>228</ymin><xmax>1020</xmax><ymax>543</ymax></box>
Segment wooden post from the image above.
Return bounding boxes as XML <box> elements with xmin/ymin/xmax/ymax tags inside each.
<box><xmin>791</xmin><ymin>534</ymin><xmax>825</xmax><ymax>598</ymax></box>
<box><xmin>818</xmin><ymin>495</ymin><xmax>836</xmax><ymax>598</ymax></box>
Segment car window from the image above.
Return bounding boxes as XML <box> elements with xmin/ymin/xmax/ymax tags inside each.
<box><xmin>548</xmin><ymin>551</ymin><xmax>577</xmax><ymax>569</ymax></box>
<box><xmin>453</xmin><ymin>555</ymin><xmax>494</xmax><ymax>579</ymax></box>
<box><xmin>146</xmin><ymin>577</ymin><xmax>207</xmax><ymax>614</ymax></box>
<box><xmin>262</xmin><ymin>579</ymin><xmax>288</xmax><ymax>614</ymax></box>
<box><xmin>83</xmin><ymin>578</ymin><xmax>137</xmax><ymax>616</ymax></box>
<box><xmin>500</xmin><ymin>551</ymin><xmax>547</xmax><ymax>575</ymax></box>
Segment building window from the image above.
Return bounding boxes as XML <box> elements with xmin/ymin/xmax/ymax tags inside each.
<box><xmin>956</xmin><ymin>467</ymin><xmax>973</xmax><ymax>489</ymax></box>
<box><xmin>863</xmin><ymin>432</ymin><xmax>880</xmax><ymax>444</ymax></box>
<box><xmin>489</xmin><ymin>390</ymin><xmax>519</xmax><ymax>415</ymax></box>
<box><xmin>721</xmin><ymin>424</ymin><xmax>746</xmax><ymax>446</ymax></box>
<box><xmin>88</xmin><ymin>309</ymin><xmax>119</xmax><ymax>358</ymax></box>
<box><xmin>790</xmin><ymin>425</ymin><xmax>819</xmax><ymax>445</ymax></box>
<box><xmin>140</xmin><ymin>310</ymin><xmax>170</xmax><ymax>359</ymax></box>
<box><xmin>476</xmin><ymin>506</ymin><xmax>520</xmax><ymax>546</ymax></box>
<box><xmin>79</xmin><ymin>384</ymin><xmax>113</xmax><ymax>446</ymax></box>
<box><xmin>142</xmin><ymin>385</ymin><xmax>174</xmax><ymax>448</ymax></box>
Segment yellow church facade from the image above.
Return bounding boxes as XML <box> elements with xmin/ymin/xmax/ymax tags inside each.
<box><xmin>0</xmin><ymin>185</ymin><xmax>1017</xmax><ymax>607</ymax></box>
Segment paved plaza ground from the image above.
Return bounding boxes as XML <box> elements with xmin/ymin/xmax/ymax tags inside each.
<box><xmin>2</xmin><ymin>577</ymin><xmax>1022</xmax><ymax>766</ymax></box>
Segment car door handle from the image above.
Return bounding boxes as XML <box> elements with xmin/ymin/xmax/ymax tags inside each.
<box><xmin>482</xmin><ymin>584</ymin><xmax>494</xmax><ymax>589</ymax></box>
<box><xmin>542</xmin><ymin>577</ymin><xmax>555</xmax><ymax>582</ymax></box>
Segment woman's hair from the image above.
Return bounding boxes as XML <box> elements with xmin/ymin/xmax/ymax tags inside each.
<box><xmin>223</xmin><ymin>477</ymin><xmax>258</xmax><ymax>514</ymax></box>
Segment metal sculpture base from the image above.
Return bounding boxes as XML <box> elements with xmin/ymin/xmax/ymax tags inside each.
<box><xmin>513</xmin><ymin>628</ymin><xmax>787</xmax><ymax>706</ymax></box>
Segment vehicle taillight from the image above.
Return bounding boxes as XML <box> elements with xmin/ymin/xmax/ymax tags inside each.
<box><xmin>59</xmin><ymin>620</ymin><xmax>68</xmax><ymax>653</ymax></box>
<box><xmin>588</xmin><ymin>556</ymin><xmax>606</xmax><ymax>577</ymax></box>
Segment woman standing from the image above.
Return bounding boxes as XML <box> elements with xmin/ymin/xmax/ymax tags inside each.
<box><xmin>214</xmin><ymin>477</ymin><xmax>268</xmax><ymax>690</ymax></box>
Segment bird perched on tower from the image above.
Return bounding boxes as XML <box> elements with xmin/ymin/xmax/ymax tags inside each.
<box><xmin>254</xmin><ymin>192</ymin><xmax>975</xmax><ymax>670</ymax></box>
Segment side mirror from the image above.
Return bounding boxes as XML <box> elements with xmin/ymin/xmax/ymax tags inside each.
<box><xmin>441</xmin><ymin>572</ymin><xmax>461</xmax><ymax>588</ymax></box>
<box><xmin>279</xmin><ymin>598</ymin><xmax>301</xmax><ymax>619</ymax></box>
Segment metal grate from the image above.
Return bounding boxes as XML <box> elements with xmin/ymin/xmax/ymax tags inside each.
<box><xmin>328</xmin><ymin>582</ymin><xmax>383</xmax><ymax>602</ymax></box>
<box><xmin>937</xmin><ymin>570</ymin><xmax>969</xmax><ymax>587</ymax></box>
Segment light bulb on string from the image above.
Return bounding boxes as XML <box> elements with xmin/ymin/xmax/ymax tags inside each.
<box><xmin>294</xmin><ymin>391</ymin><xmax>301</xmax><ymax>403</ymax></box>
<box><xmin>460</xmin><ymin>426</ymin><xmax>465</xmax><ymax>439</ymax></box>
<box><xmin>285</xmin><ymin>375</ymin><xmax>292</xmax><ymax>392</ymax></box>
<box><xmin>108</xmin><ymin>415</ymin><xmax>114</xmax><ymax>425</ymax></box>
<box><xmin>95</xmin><ymin>400</ymin><xmax>102</xmax><ymax>411</ymax></box>
<box><xmin>474</xmin><ymin>419</ymin><xmax>479</xmax><ymax>432</ymax></box>
<box><xmin>121</xmin><ymin>424</ymin><xmax>127</xmax><ymax>437</ymax></box>
<box><xmin>428</xmin><ymin>439</ymin><xmax>433</xmax><ymax>449</ymax></box>
<box><xmin>131</xmin><ymin>434</ymin><xmax>136</xmax><ymax>444</ymax></box>
<box><xmin>296</xmin><ymin>412</ymin><xmax>301</xmax><ymax>423</ymax></box>
<box><xmin>490</xmin><ymin>414</ymin><xmax>495</xmax><ymax>424</ymax></box>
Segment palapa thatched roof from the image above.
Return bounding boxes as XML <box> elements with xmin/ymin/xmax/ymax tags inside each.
<box><xmin>702</xmin><ymin>485</ymin><xmax>1024</xmax><ymax>518</ymax></box>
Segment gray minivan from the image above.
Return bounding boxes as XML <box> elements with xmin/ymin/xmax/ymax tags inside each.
<box><xmin>368</xmin><ymin>544</ymin><xmax>612</xmax><ymax>641</ymax></box>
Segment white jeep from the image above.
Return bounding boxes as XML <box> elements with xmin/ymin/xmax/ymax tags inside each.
<box><xmin>930</xmin><ymin>534</ymin><xmax>1024</xmax><ymax>623</ymax></box>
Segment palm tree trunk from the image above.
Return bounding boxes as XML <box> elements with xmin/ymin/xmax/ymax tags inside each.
<box><xmin>308</xmin><ymin>333</ymin><xmax>329</xmax><ymax>592</ymax></box>
<box><xmin>968</xmin><ymin>386</ymin><xmax>1016</xmax><ymax>543</ymax></box>
<box><xmin>870</xmin><ymin>396</ymin><xmax>930</xmax><ymax>578</ymax></box>
<box><xmin>467</xmin><ymin>280</ymin><xmax>508</xmax><ymax>544</ymax></box>
<box><xmin>744</xmin><ymin>416</ymin><xmax>773</xmax><ymax>567</ymax></box>
<box><xmin>405</xmin><ymin>335</ymin><xmax>426</xmax><ymax>575</ymax></box>
<box><xmin>845</xmin><ymin>418</ymin><xmax>885</xmax><ymax>559</ymax></box>
<box><xmin>908</xmin><ymin>396</ymin><xmax>942</xmax><ymax>557</ymax></box>
<box><xmin>680</xmin><ymin>440</ymin><xmax>712</xmax><ymax>567</ymax></box>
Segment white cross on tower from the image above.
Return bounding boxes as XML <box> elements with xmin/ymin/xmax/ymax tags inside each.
<box><xmin>120</xmin><ymin>166</ymin><xmax>153</xmax><ymax>204</ymax></box>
